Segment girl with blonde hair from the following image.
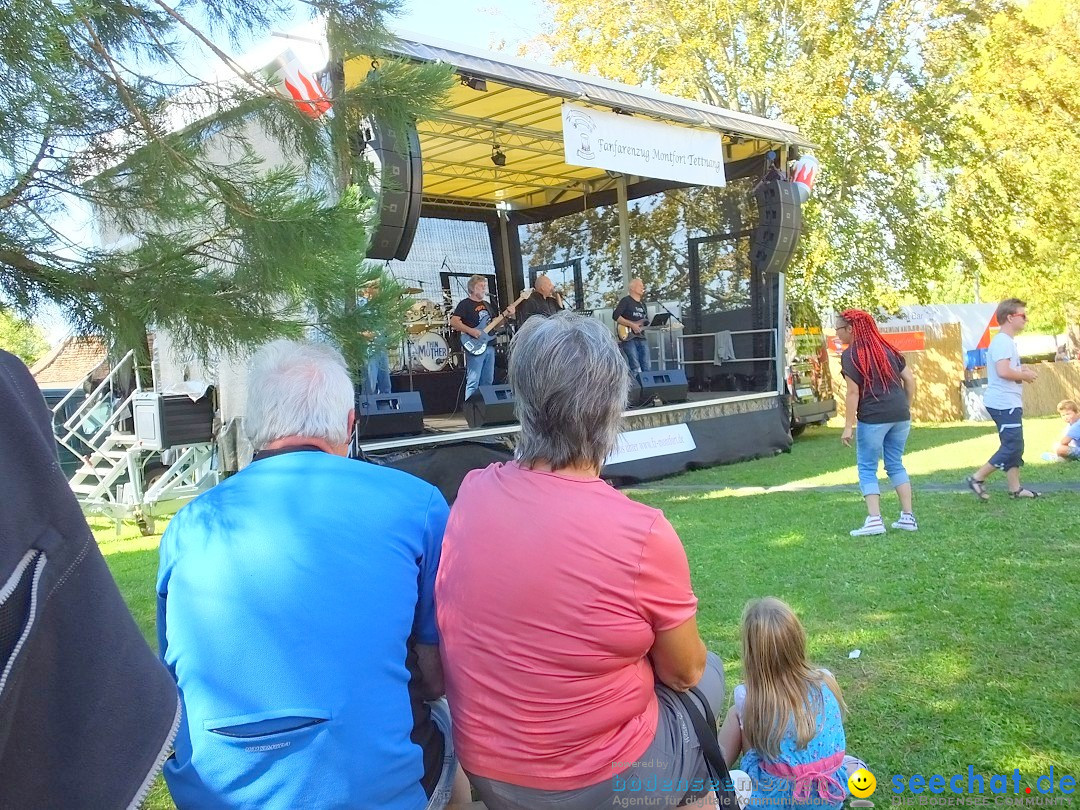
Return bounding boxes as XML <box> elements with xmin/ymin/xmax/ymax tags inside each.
<box><xmin>718</xmin><ymin>598</ymin><xmax>866</xmax><ymax>809</ymax></box>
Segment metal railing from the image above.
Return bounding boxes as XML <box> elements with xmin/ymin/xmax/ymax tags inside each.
<box><xmin>677</xmin><ymin>328</ymin><xmax>778</xmax><ymax>365</ymax></box>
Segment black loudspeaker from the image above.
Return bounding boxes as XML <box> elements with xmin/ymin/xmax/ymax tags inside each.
<box><xmin>355</xmin><ymin>392</ymin><xmax>425</xmax><ymax>439</ymax></box>
<box><xmin>465</xmin><ymin>385</ymin><xmax>517</xmax><ymax>428</ymax></box>
<box><xmin>750</xmin><ymin>180</ymin><xmax>802</xmax><ymax>274</ymax></box>
<box><xmin>355</xmin><ymin>118</ymin><xmax>423</xmax><ymax>261</ymax></box>
<box><xmin>634</xmin><ymin>369</ymin><xmax>689</xmax><ymax>406</ymax></box>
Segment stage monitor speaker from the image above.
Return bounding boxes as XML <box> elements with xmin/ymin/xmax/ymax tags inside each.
<box><xmin>357</xmin><ymin>118</ymin><xmax>423</xmax><ymax>261</ymax></box>
<box><xmin>355</xmin><ymin>391</ymin><xmax>425</xmax><ymax>439</ymax></box>
<box><xmin>465</xmin><ymin>384</ymin><xmax>517</xmax><ymax>428</ymax></box>
<box><xmin>634</xmin><ymin>369</ymin><xmax>689</xmax><ymax>406</ymax></box>
<box><xmin>751</xmin><ymin>180</ymin><xmax>802</xmax><ymax>275</ymax></box>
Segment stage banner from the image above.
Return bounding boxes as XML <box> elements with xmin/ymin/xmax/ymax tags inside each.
<box><xmin>605</xmin><ymin>424</ymin><xmax>697</xmax><ymax>466</ymax></box>
<box><xmin>562</xmin><ymin>102</ymin><xmax>726</xmax><ymax>187</ymax></box>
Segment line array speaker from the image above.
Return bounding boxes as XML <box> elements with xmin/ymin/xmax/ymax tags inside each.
<box><xmin>750</xmin><ymin>180</ymin><xmax>802</xmax><ymax>275</ymax></box>
<box><xmin>355</xmin><ymin>118</ymin><xmax>423</xmax><ymax>261</ymax></box>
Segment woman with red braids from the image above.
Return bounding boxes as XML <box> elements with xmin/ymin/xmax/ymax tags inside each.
<box><xmin>836</xmin><ymin>310</ymin><xmax>918</xmax><ymax>536</ymax></box>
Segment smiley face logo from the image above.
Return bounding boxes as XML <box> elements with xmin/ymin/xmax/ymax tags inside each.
<box><xmin>848</xmin><ymin>768</ymin><xmax>877</xmax><ymax>798</ymax></box>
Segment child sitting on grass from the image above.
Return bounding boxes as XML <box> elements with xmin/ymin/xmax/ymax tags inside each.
<box><xmin>1041</xmin><ymin>399</ymin><xmax>1080</xmax><ymax>462</ymax></box>
<box><xmin>718</xmin><ymin>598</ymin><xmax>866</xmax><ymax>810</ymax></box>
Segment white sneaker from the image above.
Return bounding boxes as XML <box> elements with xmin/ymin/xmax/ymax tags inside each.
<box><xmin>1041</xmin><ymin>452</ymin><xmax>1063</xmax><ymax>463</ymax></box>
<box><xmin>891</xmin><ymin>512</ymin><xmax>918</xmax><ymax>532</ymax></box>
<box><xmin>850</xmin><ymin>515</ymin><xmax>886</xmax><ymax>536</ymax></box>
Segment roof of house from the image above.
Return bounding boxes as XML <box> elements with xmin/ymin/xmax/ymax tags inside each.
<box><xmin>30</xmin><ymin>336</ymin><xmax>109</xmax><ymax>387</ymax></box>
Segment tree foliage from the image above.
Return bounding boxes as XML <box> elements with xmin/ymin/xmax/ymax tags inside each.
<box><xmin>528</xmin><ymin>0</ymin><xmax>1080</xmax><ymax>329</ymax></box>
<box><xmin>0</xmin><ymin>310</ymin><xmax>50</xmax><ymax>365</ymax></box>
<box><xmin>927</xmin><ymin>0</ymin><xmax>1080</xmax><ymax>332</ymax></box>
<box><xmin>0</xmin><ymin>0</ymin><xmax>453</xmax><ymax>365</ymax></box>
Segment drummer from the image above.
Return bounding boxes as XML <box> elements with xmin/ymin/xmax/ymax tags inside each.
<box><xmin>449</xmin><ymin>275</ymin><xmax>516</xmax><ymax>401</ymax></box>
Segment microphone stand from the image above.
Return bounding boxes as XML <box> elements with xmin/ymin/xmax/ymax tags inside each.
<box><xmin>651</xmin><ymin>297</ymin><xmax>683</xmax><ymax>328</ymax></box>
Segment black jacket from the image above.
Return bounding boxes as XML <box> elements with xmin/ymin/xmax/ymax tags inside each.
<box><xmin>0</xmin><ymin>350</ymin><xmax>180</xmax><ymax>809</ymax></box>
<box><xmin>518</xmin><ymin>290</ymin><xmax>563</xmax><ymax>325</ymax></box>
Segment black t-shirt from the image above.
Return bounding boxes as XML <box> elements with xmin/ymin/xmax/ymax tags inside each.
<box><xmin>612</xmin><ymin>296</ymin><xmax>649</xmax><ymax>340</ymax></box>
<box><xmin>452</xmin><ymin>297</ymin><xmax>497</xmax><ymax>330</ymax></box>
<box><xmin>519</xmin><ymin>291</ymin><xmax>562</xmax><ymax>324</ymax></box>
<box><xmin>841</xmin><ymin>347</ymin><xmax>910</xmax><ymax>423</ymax></box>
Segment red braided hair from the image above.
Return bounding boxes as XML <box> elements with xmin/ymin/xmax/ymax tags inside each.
<box><xmin>840</xmin><ymin>309</ymin><xmax>900</xmax><ymax>395</ymax></box>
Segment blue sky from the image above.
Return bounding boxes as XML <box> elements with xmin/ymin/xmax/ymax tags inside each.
<box><xmin>390</xmin><ymin>0</ymin><xmax>549</xmax><ymax>52</ymax></box>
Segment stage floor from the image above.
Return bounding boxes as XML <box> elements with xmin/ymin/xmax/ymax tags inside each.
<box><xmin>360</xmin><ymin>390</ymin><xmax>777</xmax><ymax>452</ymax></box>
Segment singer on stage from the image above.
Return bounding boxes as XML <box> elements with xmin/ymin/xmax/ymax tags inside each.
<box><xmin>518</xmin><ymin>274</ymin><xmax>564</xmax><ymax>326</ymax></box>
<box><xmin>612</xmin><ymin>277</ymin><xmax>651</xmax><ymax>372</ymax></box>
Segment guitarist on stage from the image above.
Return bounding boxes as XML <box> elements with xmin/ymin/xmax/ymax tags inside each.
<box><xmin>450</xmin><ymin>275</ymin><xmax>517</xmax><ymax>400</ymax></box>
<box><xmin>612</xmin><ymin>277</ymin><xmax>651</xmax><ymax>372</ymax></box>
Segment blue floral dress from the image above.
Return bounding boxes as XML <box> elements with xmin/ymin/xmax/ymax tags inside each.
<box><xmin>734</xmin><ymin>676</ymin><xmax>860</xmax><ymax>809</ymax></box>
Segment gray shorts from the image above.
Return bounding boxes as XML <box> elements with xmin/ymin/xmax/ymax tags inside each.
<box><xmin>469</xmin><ymin>652</ymin><xmax>726</xmax><ymax>810</ymax></box>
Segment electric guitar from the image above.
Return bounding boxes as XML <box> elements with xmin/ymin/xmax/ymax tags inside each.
<box><xmin>616</xmin><ymin>319</ymin><xmax>649</xmax><ymax>342</ymax></box>
<box><xmin>461</xmin><ymin>289</ymin><xmax>532</xmax><ymax>356</ymax></box>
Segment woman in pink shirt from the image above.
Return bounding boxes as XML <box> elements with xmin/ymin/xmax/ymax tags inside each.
<box><xmin>436</xmin><ymin>313</ymin><xmax>725</xmax><ymax>809</ymax></box>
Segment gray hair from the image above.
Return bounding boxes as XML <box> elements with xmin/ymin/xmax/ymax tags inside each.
<box><xmin>245</xmin><ymin>339</ymin><xmax>354</xmax><ymax>450</ymax></box>
<box><xmin>509</xmin><ymin>312</ymin><xmax>628</xmax><ymax>470</ymax></box>
<box><xmin>467</xmin><ymin>274</ymin><xmax>487</xmax><ymax>294</ymax></box>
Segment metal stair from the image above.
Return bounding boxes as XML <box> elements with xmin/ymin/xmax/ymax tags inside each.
<box><xmin>50</xmin><ymin>345</ymin><xmax>218</xmax><ymax>532</ymax></box>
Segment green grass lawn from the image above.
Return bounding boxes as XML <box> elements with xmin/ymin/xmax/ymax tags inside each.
<box><xmin>98</xmin><ymin>418</ymin><xmax>1079</xmax><ymax>808</ymax></box>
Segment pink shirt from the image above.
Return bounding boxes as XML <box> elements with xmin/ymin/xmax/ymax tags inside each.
<box><xmin>435</xmin><ymin>462</ymin><xmax>698</xmax><ymax>790</ymax></box>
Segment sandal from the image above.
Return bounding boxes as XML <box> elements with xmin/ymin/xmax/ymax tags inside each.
<box><xmin>1009</xmin><ymin>488</ymin><xmax>1041</xmax><ymax>499</ymax></box>
<box><xmin>967</xmin><ymin>476</ymin><xmax>990</xmax><ymax>501</ymax></box>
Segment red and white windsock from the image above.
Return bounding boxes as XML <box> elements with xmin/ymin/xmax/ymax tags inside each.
<box><xmin>791</xmin><ymin>154</ymin><xmax>820</xmax><ymax>203</ymax></box>
<box><xmin>270</xmin><ymin>48</ymin><xmax>332</xmax><ymax>119</ymax></box>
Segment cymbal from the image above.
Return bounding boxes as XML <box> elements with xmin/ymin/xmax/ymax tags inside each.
<box><xmin>401</xmin><ymin>287</ymin><xmax>423</xmax><ymax>295</ymax></box>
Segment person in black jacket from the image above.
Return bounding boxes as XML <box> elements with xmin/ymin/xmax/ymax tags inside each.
<box><xmin>0</xmin><ymin>349</ymin><xmax>180</xmax><ymax>809</ymax></box>
<box><xmin>518</xmin><ymin>274</ymin><xmax>564</xmax><ymax>326</ymax></box>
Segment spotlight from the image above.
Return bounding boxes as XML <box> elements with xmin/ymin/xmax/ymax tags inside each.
<box><xmin>491</xmin><ymin>145</ymin><xmax>507</xmax><ymax>167</ymax></box>
<box><xmin>461</xmin><ymin>75</ymin><xmax>488</xmax><ymax>92</ymax></box>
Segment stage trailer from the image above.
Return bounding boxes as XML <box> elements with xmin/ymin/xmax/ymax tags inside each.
<box><xmin>114</xmin><ymin>27</ymin><xmax>817</xmax><ymax>504</ymax></box>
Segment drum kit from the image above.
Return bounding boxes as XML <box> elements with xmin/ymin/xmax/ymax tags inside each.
<box><xmin>396</xmin><ymin>287</ymin><xmax>456</xmax><ymax>374</ymax></box>
<box><xmin>388</xmin><ymin>283</ymin><xmax>518</xmax><ymax>380</ymax></box>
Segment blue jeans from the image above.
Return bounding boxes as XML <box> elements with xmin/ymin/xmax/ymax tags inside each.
<box><xmin>621</xmin><ymin>338</ymin><xmax>650</xmax><ymax>372</ymax></box>
<box><xmin>362</xmin><ymin>349</ymin><xmax>391</xmax><ymax>395</ymax></box>
<box><xmin>855</xmin><ymin>420</ymin><xmax>911</xmax><ymax>496</ymax></box>
<box><xmin>464</xmin><ymin>345</ymin><xmax>495</xmax><ymax>401</ymax></box>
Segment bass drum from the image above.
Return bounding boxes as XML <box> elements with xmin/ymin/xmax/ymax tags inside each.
<box><xmin>408</xmin><ymin>331</ymin><xmax>450</xmax><ymax>372</ymax></box>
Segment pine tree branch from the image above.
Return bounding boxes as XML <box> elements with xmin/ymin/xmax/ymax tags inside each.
<box><xmin>0</xmin><ymin>249</ymin><xmax>99</xmax><ymax>292</ymax></box>
<box><xmin>133</xmin><ymin>13</ymin><xmax>212</xmax><ymax>86</ymax></box>
<box><xmin>78</xmin><ymin>16</ymin><xmax>166</xmax><ymax>145</ymax></box>
<box><xmin>149</xmin><ymin>0</ymin><xmax>278</xmax><ymax>99</ymax></box>
<box><xmin>0</xmin><ymin>132</ymin><xmax>52</xmax><ymax>212</ymax></box>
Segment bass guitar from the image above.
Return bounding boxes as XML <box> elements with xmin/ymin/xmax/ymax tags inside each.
<box><xmin>461</xmin><ymin>288</ymin><xmax>532</xmax><ymax>356</ymax></box>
